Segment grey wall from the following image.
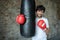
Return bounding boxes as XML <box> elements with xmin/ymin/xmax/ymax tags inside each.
<box><xmin>0</xmin><ymin>0</ymin><xmax>60</xmax><ymax>40</ymax></box>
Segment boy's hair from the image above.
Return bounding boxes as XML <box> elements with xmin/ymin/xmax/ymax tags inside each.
<box><xmin>36</xmin><ymin>5</ymin><xmax>45</xmax><ymax>13</ymax></box>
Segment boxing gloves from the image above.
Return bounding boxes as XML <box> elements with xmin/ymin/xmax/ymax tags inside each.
<box><xmin>16</xmin><ymin>14</ymin><xmax>26</xmax><ymax>24</ymax></box>
<box><xmin>37</xmin><ymin>20</ymin><xmax>46</xmax><ymax>30</ymax></box>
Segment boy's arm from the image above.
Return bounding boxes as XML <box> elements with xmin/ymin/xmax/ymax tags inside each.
<box><xmin>45</xmin><ymin>19</ymin><xmax>50</xmax><ymax>35</ymax></box>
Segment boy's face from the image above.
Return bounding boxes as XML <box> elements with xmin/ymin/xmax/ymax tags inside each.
<box><xmin>36</xmin><ymin>10</ymin><xmax>44</xmax><ymax>18</ymax></box>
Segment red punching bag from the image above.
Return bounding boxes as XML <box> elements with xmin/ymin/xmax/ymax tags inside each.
<box><xmin>37</xmin><ymin>20</ymin><xmax>46</xmax><ymax>30</ymax></box>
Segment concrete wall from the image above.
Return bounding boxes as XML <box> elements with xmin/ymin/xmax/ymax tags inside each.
<box><xmin>0</xmin><ymin>0</ymin><xmax>59</xmax><ymax>40</ymax></box>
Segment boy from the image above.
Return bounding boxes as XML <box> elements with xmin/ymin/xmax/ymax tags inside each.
<box><xmin>32</xmin><ymin>5</ymin><xmax>50</xmax><ymax>40</ymax></box>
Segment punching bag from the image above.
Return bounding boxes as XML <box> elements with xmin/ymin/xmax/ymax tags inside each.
<box><xmin>20</xmin><ymin>0</ymin><xmax>35</xmax><ymax>37</ymax></box>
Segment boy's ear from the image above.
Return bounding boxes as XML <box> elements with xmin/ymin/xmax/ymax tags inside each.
<box><xmin>41</xmin><ymin>10</ymin><xmax>44</xmax><ymax>13</ymax></box>
<box><xmin>42</xmin><ymin>10</ymin><xmax>45</xmax><ymax>13</ymax></box>
<box><xmin>35</xmin><ymin>12</ymin><xmax>38</xmax><ymax>17</ymax></box>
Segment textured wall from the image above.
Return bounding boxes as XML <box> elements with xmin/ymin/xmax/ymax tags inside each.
<box><xmin>0</xmin><ymin>0</ymin><xmax>21</xmax><ymax>40</ymax></box>
<box><xmin>0</xmin><ymin>0</ymin><xmax>59</xmax><ymax>40</ymax></box>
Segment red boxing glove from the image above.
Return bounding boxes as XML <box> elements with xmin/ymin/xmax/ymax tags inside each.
<box><xmin>37</xmin><ymin>20</ymin><xmax>46</xmax><ymax>30</ymax></box>
<box><xmin>16</xmin><ymin>14</ymin><xmax>26</xmax><ymax>24</ymax></box>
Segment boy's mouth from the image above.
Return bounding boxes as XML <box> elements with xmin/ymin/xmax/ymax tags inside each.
<box><xmin>37</xmin><ymin>14</ymin><xmax>42</xmax><ymax>18</ymax></box>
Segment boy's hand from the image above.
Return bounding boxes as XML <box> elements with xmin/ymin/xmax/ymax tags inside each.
<box><xmin>44</xmin><ymin>28</ymin><xmax>50</xmax><ymax>35</ymax></box>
